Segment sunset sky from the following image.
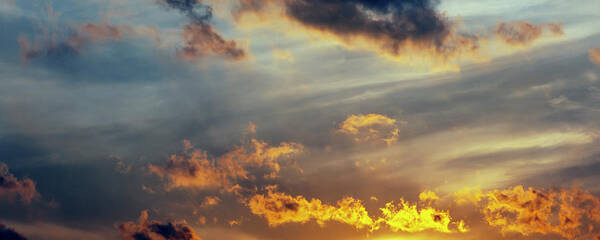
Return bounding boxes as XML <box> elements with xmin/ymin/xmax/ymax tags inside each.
<box><xmin>2</xmin><ymin>0</ymin><xmax>600</xmax><ymax>239</ymax></box>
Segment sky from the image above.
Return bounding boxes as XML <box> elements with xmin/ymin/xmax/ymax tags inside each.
<box><xmin>1</xmin><ymin>0</ymin><xmax>600</xmax><ymax>239</ymax></box>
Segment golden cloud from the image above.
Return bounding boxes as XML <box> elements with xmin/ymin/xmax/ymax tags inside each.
<box><xmin>455</xmin><ymin>185</ymin><xmax>600</xmax><ymax>239</ymax></box>
<box><xmin>248</xmin><ymin>186</ymin><xmax>374</xmax><ymax>229</ymax></box>
<box><xmin>248</xmin><ymin>187</ymin><xmax>466</xmax><ymax>234</ymax></box>
<box><xmin>337</xmin><ymin>114</ymin><xmax>400</xmax><ymax>145</ymax></box>
<box><xmin>149</xmin><ymin>132</ymin><xmax>303</xmax><ymax>191</ymax></box>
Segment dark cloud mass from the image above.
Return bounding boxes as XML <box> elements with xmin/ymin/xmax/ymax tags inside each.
<box><xmin>117</xmin><ymin>210</ymin><xmax>202</xmax><ymax>240</ymax></box>
<box><xmin>236</xmin><ymin>0</ymin><xmax>478</xmax><ymax>58</ymax></box>
<box><xmin>0</xmin><ymin>223</ymin><xmax>27</xmax><ymax>240</ymax></box>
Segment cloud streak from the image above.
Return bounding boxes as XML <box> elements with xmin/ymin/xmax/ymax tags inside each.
<box><xmin>495</xmin><ymin>21</ymin><xmax>564</xmax><ymax>46</ymax></box>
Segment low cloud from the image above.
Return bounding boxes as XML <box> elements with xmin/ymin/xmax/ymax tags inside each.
<box><xmin>248</xmin><ymin>186</ymin><xmax>466</xmax><ymax>233</ymax></box>
<box><xmin>0</xmin><ymin>163</ymin><xmax>39</xmax><ymax>204</ymax></box>
<box><xmin>117</xmin><ymin>210</ymin><xmax>202</xmax><ymax>240</ymax></box>
<box><xmin>455</xmin><ymin>185</ymin><xmax>600</xmax><ymax>239</ymax></box>
<box><xmin>0</xmin><ymin>223</ymin><xmax>27</xmax><ymax>240</ymax></box>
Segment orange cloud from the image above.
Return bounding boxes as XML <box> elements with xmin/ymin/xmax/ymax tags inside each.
<box><xmin>0</xmin><ymin>163</ymin><xmax>39</xmax><ymax>204</ymax></box>
<box><xmin>337</xmin><ymin>114</ymin><xmax>400</xmax><ymax>145</ymax></box>
<box><xmin>455</xmin><ymin>185</ymin><xmax>600</xmax><ymax>239</ymax></box>
<box><xmin>248</xmin><ymin>187</ymin><xmax>467</xmax><ymax>233</ymax></box>
<box><xmin>590</xmin><ymin>47</ymin><xmax>600</xmax><ymax>66</ymax></box>
<box><xmin>494</xmin><ymin>21</ymin><xmax>564</xmax><ymax>46</ymax></box>
<box><xmin>149</xmin><ymin>133</ymin><xmax>303</xmax><ymax>191</ymax></box>
<box><xmin>200</xmin><ymin>196</ymin><xmax>221</xmax><ymax>207</ymax></box>
<box><xmin>179</xmin><ymin>23</ymin><xmax>247</xmax><ymax>61</ymax></box>
<box><xmin>117</xmin><ymin>210</ymin><xmax>202</xmax><ymax>240</ymax></box>
<box><xmin>248</xmin><ymin>186</ymin><xmax>374</xmax><ymax>229</ymax></box>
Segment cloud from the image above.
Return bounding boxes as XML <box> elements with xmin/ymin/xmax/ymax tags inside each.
<box><xmin>375</xmin><ymin>199</ymin><xmax>467</xmax><ymax>233</ymax></box>
<box><xmin>234</xmin><ymin>0</ymin><xmax>480</xmax><ymax>68</ymax></box>
<box><xmin>179</xmin><ymin>23</ymin><xmax>246</xmax><ymax>60</ymax></box>
<box><xmin>494</xmin><ymin>21</ymin><xmax>564</xmax><ymax>46</ymax></box>
<box><xmin>337</xmin><ymin>114</ymin><xmax>400</xmax><ymax>145</ymax></box>
<box><xmin>248</xmin><ymin>186</ymin><xmax>466</xmax><ymax>233</ymax></box>
<box><xmin>418</xmin><ymin>190</ymin><xmax>439</xmax><ymax>203</ymax></box>
<box><xmin>0</xmin><ymin>163</ymin><xmax>39</xmax><ymax>204</ymax></box>
<box><xmin>158</xmin><ymin>0</ymin><xmax>247</xmax><ymax>60</ymax></box>
<box><xmin>18</xmin><ymin>22</ymin><xmax>150</xmax><ymax>62</ymax></box>
<box><xmin>117</xmin><ymin>210</ymin><xmax>202</xmax><ymax>240</ymax></box>
<box><xmin>148</xmin><ymin>134</ymin><xmax>303</xmax><ymax>191</ymax></box>
<box><xmin>455</xmin><ymin>185</ymin><xmax>600</xmax><ymax>239</ymax></box>
<box><xmin>247</xmin><ymin>186</ymin><xmax>374</xmax><ymax>229</ymax></box>
<box><xmin>200</xmin><ymin>196</ymin><xmax>221</xmax><ymax>207</ymax></box>
<box><xmin>590</xmin><ymin>47</ymin><xmax>600</xmax><ymax>66</ymax></box>
<box><xmin>0</xmin><ymin>223</ymin><xmax>27</xmax><ymax>240</ymax></box>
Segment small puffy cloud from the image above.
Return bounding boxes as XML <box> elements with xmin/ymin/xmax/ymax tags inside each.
<box><xmin>590</xmin><ymin>47</ymin><xmax>600</xmax><ymax>66</ymax></box>
<box><xmin>117</xmin><ymin>210</ymin><xmax>202</xmax><ymax>240</ymax></box>
<box><xmin>337</xmin><ymin>113</ymin><xmax>400</xmax><ymax>145</ymax></box>
<box><xmin>200</xmin><ymin>196</ymin><xmax>221</xmax><ymax>207</ymax></box>
<box><xmin>494</xmin><ymin>21</ymin><xmax>564</xmax><ymax>46</ymax></box>
<box><xmin>0</xmin><ymin>163</ymin><xmax>39</xmax><ymax>204</ymax></box>
<box><xmin>0</xmin><ymin>223</ymin><xmax>27</xmax><ymax>240</ymax></box>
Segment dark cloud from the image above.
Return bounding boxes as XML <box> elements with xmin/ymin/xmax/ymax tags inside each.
<box><xmin>0</xmin><ymin>224</ymin><xmax>27</xmax><ymax>240</ymax></box>
<box><xmin>117</xmin><ymin>210</ymin><xmax>202</xmax><ymax>240</ymax></box>
<box><xmin>0</xmin><ymin>163</ymin><xmax>39</xmax><ymax>204</ymax></box>
<box><xmin>236</xmin><ymin>0</ymin><xmax>478</xmax><ymax>59</ymax></box>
